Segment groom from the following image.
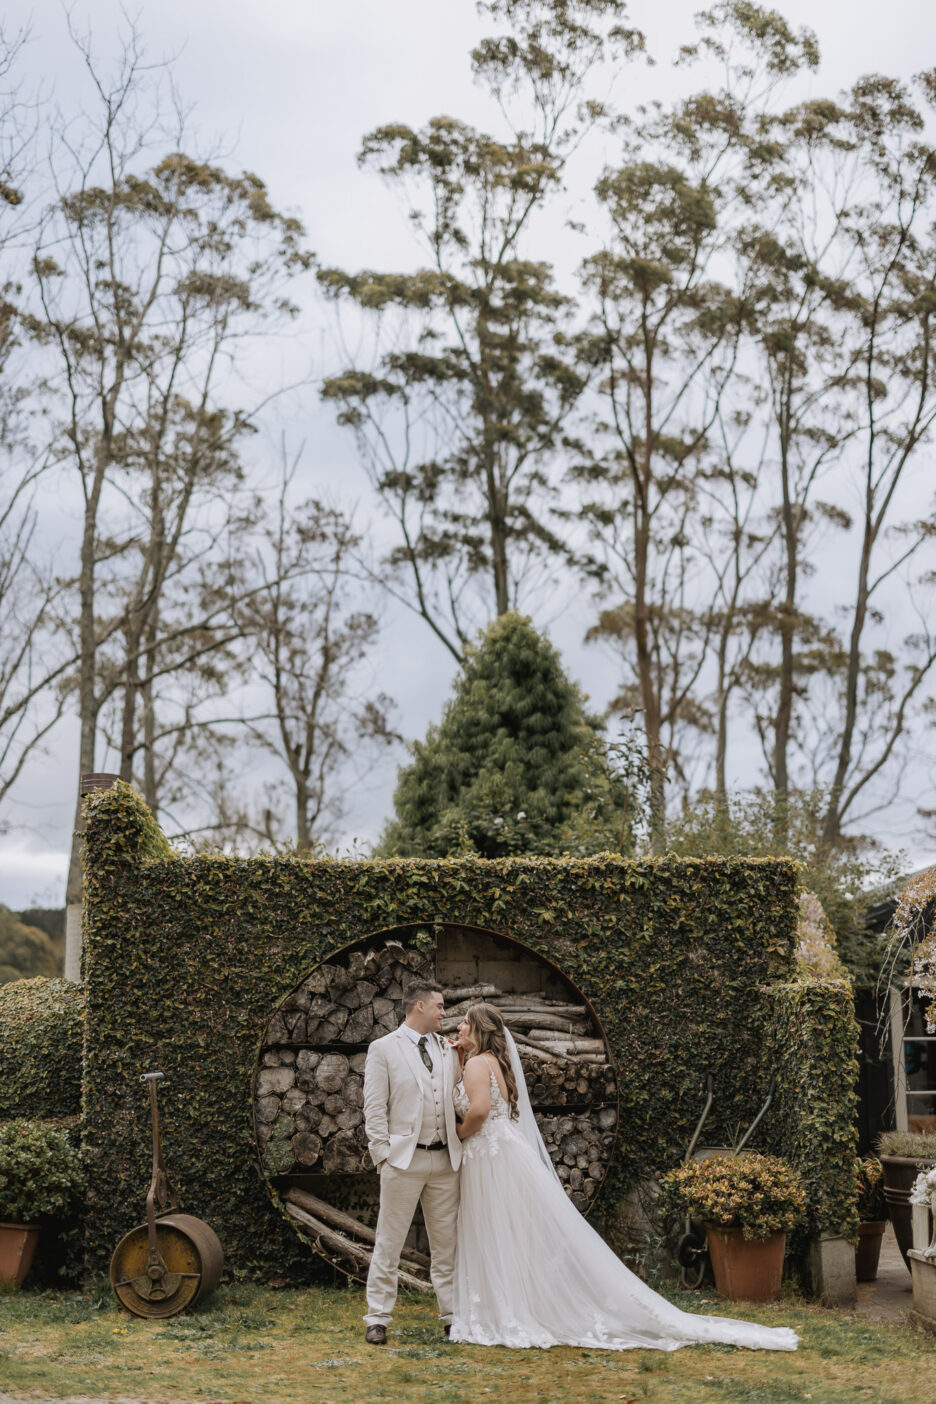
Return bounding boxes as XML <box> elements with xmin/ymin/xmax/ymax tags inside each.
<box><xmin>362</xmin><ymin>978</ymin><xmax>462</xmax><ymax>1345</ymax></box>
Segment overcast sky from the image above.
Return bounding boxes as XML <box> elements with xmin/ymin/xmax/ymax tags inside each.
<box><xmin>2</xmin><ymin>0</ymin><xmax>935</xmax><ymax>908</ymax></box>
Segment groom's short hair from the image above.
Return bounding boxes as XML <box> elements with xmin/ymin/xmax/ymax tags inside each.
<box><xmin>403</xmin><ymin>979</ymin><xmax>444</xmax><ymax>1014</ymax></box>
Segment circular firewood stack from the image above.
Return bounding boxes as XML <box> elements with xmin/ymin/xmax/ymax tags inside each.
<box><xmin>254</xmin><ymin>925</ymin><xmax>618</xmax><ymax>1285</ymax></box>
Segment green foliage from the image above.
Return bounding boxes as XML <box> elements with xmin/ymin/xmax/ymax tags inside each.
<box><xmin>319</xmin><ymin>4</ymin><xmax>633</xmax><ymax>660</ymax></box>
<box><xmin>877</xmin><ymin>1130</ymin><xmax>936</xmax><ymax>1159</ymax></box>
<box><xmin>382</xmin><ymin>613</ymin><xmax>630</xmax><ymax>858</ymax></box>
<box><xmin>856</xmin><ymin>1156</ymin><xmax>886</xmax><ymax>1221</ymax></box>
<box><xmin>79</xmin><ymin>781</ymin><xmax>856</xmax><ymax>1284</ymax></box>
<box><xmin>0</xmin><ymin>1119</ymin><xmax>85</xmax><ymax>1223</ymax></box>
<box><xmin>658</xmin><ymin>1153</ymin><xmax>808</xmax><ymax>1241</ymax></box>
<box><xmin>17</xmin><ymin>908</ymin><xmax>65</xmax><ymax>973</ymax></box>
<box><xmin>0</xmin><ymin>978</ymin><xmax>84</xmax><ymax>1118</ymax></box>
<box><xmin>662</xmin><ymin>790</ymin><xmax>901</xmax><ymax>985</ymax></box>
<box><xmin>762</xmin><ymin>979</ymin><xmax>860</xmax><ymax>1243</ymax></box>
<box><xmin>0</xmin><ymin>907</ymin><xmax>59</xmax><ymax>981</ymax></box>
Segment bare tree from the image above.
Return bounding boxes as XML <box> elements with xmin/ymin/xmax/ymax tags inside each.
<box><xmin>0</xmin><ymin>25</ymin><xmax>75</xmax><ymax>821</ymax></box>
<box><xmin>229</xmin><ymin>461</ymin><xmax>398</xmax><ymax>852</ymax></box>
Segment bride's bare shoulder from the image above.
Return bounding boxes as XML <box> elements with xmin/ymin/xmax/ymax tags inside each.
<box><xmin>463</xmin><ymin>1054</ymin><xmax>492</xmax><ymax>1084</ymax></box>
<box><xmin>469</xmin><ymin>1052</ymin><xmax>507</xmax><ymax>1095</ymax></box>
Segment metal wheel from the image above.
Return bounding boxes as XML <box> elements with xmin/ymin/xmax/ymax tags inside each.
<box><xmin>676</xmin><ymin>1218</ymin><xmax>707</xmax><ymax>1290</ymax></box>
<box><xmin>110</xmin><ymin>1214</ymin><xmax>223</xmax><ymax>1319</ymax></box>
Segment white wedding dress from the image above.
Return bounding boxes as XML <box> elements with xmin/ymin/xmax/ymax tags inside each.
<box><xmin>450</xmin><ymin>1053</ymin><xmax>798</xmax><ymax>1353</ymax></box>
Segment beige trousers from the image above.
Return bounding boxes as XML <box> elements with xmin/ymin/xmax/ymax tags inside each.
<box><xmin>364</xmin><ymin>1147</ymin><xmax>460</xmax><ymax>1326</ymax></box>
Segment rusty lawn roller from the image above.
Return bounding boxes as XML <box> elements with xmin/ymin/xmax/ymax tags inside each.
<box><xmin>109</xmin><ymin>1072</ymin><xmax>224</xmax><ymax>1319</ymax></box>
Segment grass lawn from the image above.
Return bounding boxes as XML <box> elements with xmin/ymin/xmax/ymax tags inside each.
<box><xmin>0</xmin><ymin>1281</ymin><xmax>934</xmax><ymax>1404</ymax></box>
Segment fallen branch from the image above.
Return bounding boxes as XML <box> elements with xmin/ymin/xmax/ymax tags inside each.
<box><xmin>285</xmin><ymin>1188</ymin><xmax>430</xmax><ymax>1270</ymax></box>
<box><xmin>285</xmin><ymin>1201</ymin><xmax>430</xmax><ymax>1291</ymax></box>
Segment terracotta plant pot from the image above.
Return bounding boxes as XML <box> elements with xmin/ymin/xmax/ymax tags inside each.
<box><xmin>880</xmin><ymin>1155</ymin><xmax>932</xmax><ymax>1271</ymax></box>
<box><xmin>704</xmin><ymin>1223</ymin><xmax>787</xmax><ymax>1302</ymax></box>
<box><xmin>855</xmin><ymin>1220</ymin><xmax>887</xmax><ymax>1282</ymax></box>
<box><xmin>0</xmin><ymin>1222</ymin><xmax>40</xmax><ymax>1287</ymax></box>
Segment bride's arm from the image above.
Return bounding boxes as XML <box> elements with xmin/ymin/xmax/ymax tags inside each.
<box><xmin>456</xmin><ymin>1057</ymin><xmax>492</xmax><ymax>1140</ymax></box>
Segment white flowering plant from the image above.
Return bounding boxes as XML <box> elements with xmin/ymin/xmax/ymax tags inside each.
<box><xmin>795</xmin><ymin>891</ymin><xmax>848</xmax><ymax>981</ymax></box>
<box><xmin>909</xmin><ymin>1165</ymin><xmax>936</xmax><ymax>1206</ymax></box>
<box><xmin>885</xmin><ymin>867</ymin><xmax>936</xmax><ymax>1031</ymax></box>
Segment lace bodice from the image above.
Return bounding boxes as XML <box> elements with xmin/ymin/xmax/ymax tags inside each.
<box><xmin>454</xmin><ymin>1058</ymin><xmax>521</xmax><ymax>1161</ymax></box>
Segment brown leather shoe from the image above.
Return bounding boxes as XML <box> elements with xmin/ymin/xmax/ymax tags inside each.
<box><xmin>365</xmin><ymin>1324</ymin><xmax>387</xmax><ymax>1346</ymax></box>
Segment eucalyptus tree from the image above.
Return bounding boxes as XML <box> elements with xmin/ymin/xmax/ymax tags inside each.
<box><xmin>579</xmin><ymin>2</ymin><xmax>820</xmax><ymax>846</ymax></box>
<box><xmin>735</xmin><ymin>72</ymin><xmax>936</xmax><ymax>843</ymax></box>
<box><xmin>320</xmin><ymin>0</ymin><xmax>641</xmax><ymax>663</ymax></box>
<box><xmin>0</xmin><ymin>27</ymin><xmax>75</xmax><ymax>819</ymax></box>
<box><xmin>814</xmin><ymin>76</ymin><xmax>936</xmax><ymax>845</ymax></box>
<box><xmin>27</xmin><ymin>29</ymin><xmax>311</xmax><ymax>908</ymax></box>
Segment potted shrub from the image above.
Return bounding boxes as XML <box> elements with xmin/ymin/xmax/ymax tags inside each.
<box><xmin>877</xmin><ymin>1131</ymin><xmax>936</xmax><ymax>1270</ymax></box>
<box><xmin>855</xmin><ymin>1156</ymin><xmax>888</xmax><ymax>1282</ymax></box>
<box><xmin>0</xmin><ymin>1119</ymin><xmax>84</xmax><ymax>1287</ymax></box>
<box><xmin>658</xmin><ymin>1153</ymin><xmax>807</xmax><ymax>1302</ymax></box>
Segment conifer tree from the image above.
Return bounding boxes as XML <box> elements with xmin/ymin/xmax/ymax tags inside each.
<box><xmin>381</xmin><ymin>613</ymin><xmax>629</xmax><ymax>857</ymax></box>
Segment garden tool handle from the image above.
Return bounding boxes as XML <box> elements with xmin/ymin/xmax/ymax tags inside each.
<box><xmin>140</xmin><ymin>1071</ymin><xmax>177</xmax><ymax>1273</ymax></box>
<box><xmin>684</xmin><ymin>1071</ymin><xmax>716</xmax><ymax>1164</ymax></box>
<box><xmin>733</xmin><ymin>1073</ymin><xmax>777</xmax><ymax>1156</ymax></box>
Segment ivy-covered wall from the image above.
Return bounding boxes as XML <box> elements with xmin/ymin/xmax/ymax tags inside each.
<box><xmin>763</xmin><ymin>980</ymin><xmax>860</xmax><ymax>1244</ymax></box>
<box><xmin>79</xmin><ymin>782</ymin><xmax>855</xmax><ymax>1282</ymax></box>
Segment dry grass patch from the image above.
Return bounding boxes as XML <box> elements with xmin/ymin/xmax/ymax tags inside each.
<box><xmin>0</xmin><ymin>1283</ymin><xmax>933</xmax><ymax>1404</ymax></box>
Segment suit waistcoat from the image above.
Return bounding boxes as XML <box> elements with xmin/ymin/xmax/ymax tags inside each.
<box><xmin>417</xmin><ymin>1035</ymin><xmax>448</xmax><ymax>1146</ymax></box>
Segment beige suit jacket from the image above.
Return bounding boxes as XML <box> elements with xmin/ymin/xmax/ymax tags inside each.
<box><xmin>363</xmin><ymin>1026</ymin><xmax>463</xmax><ymax>1172</ymax></box>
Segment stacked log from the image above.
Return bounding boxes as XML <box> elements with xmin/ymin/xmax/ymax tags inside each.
<box><xmin>520</xmin><ymin>1055</ymin><xmax>617</xmax><ymax>1107</ymax></box>
<box><xmin>440</xmin><ymin>990</ymin><xmax>605</xmax><ymax>1064</ymax></box>
<box><xmin>255</xmin><ymin>941</ymin><xmax>619</xmax><ymax>1214</ymax></box>
<box><xmin>264</xmin><ymin>941</ymin><xmax>435</xmax><ymax>1048</ymax></box>
<box><xmin>537</xmin><ymin>1108</ymin><xmax>619</xmax><ymax>1211</ymax></box>
<box><xmin>255</xmin><ymin>1051</ymin><xmax>373</xmax><ymax>1172</ymax></box>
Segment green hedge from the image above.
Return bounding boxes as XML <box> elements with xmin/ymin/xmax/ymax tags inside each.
<box><xmin>79</xmin><ymin>782</ymin><xmax>856</xmax><ymax>1282</ymax></box>
<box><xmin>0</xmin><ymin>978</ymin><xmax>84</xmax><ymax>1119</ymax></box>
<box><xmin>762</xmin><ymin>979</ymin><xmax>860</xmax><ymax>1244</ymax></box>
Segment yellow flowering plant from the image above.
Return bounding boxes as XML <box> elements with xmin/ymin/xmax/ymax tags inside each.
<box><xmin>658</xmin><ymin>1153</ymin><xmax>808</xmax><ymax>1242</ymax></box>
<box><xmin>856</xmin><ymin>1156</ymin><xmax>886</xmax><ymax>1222</ymax></box>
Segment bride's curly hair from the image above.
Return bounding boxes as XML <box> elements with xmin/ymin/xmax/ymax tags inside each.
<box><xmin>464</xmin><ymin>1003</ymin><xmax>520</xmax><ymax>1120</ymax></box>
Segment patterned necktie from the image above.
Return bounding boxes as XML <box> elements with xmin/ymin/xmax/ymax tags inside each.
<box><xmin>417</xmin><ymin>1035</ymin><xmax>434</xmax><ymax>1073</ymax></box>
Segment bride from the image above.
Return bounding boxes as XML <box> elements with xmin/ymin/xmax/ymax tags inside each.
<box><xmin>450</xmin><ymin>1003</ymin><xmax>799</xmax><ymax>1352</ymax></box>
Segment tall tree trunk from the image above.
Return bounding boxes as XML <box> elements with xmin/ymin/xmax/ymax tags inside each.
<box><xmin>821</xmin><ymin>521</ymin><xmax>873</xmax><ymax>847</ymax></box>
<box><xmin>142</xmin><ymin>615</ymin><xmax>159</xmax><ymax>814</ymax></box>
<box><xmin>118</xmin><ymin>623</ymin><xmax>142</xmax><ymax>783</ymax></box>
<box><xmin>714</xmin><ymin>623</ymin><xmax>730</xmax><ymax>806</ymax></box>
<box><xmin>772</xmin><ymin>364</ymin><xmax>796</xmax><ymax>845</ymax></box>
<box><xmin>296</xmin><ymin>778</ymin><xmax>311</xmax><ymax>854</ymax></box>
<box><xmin>64</xmin><ymin>455</ymin><xmax>108</xmax><ymax>911</ymax></box>
<box><xmin>633</xmin><ymin>385</ymin><xmax>665</xmax><ymax>850</ymax></box>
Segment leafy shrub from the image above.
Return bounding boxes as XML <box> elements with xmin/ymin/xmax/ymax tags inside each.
<box><xmin>0</xmin><ymin>978</ymin><xmax>84</xmax><ymax>1119</ymax></box>
<box><xmin>658</xmin><ymin>1153</ymin><xmax>808</xmax><ymax>1241</ymax></box>
<box><xmin>0</xmin><ymin>1119</ymin><xmax>84</xmax><ymax>1223</ymax></box>
<box><xmin>0</xmin><ymin>907</ymin><xmax>58</xmax><ymax>980</ymax></box>
<box><xmin>856</xmin><ymin>1156</ymin><xmax>886</xmax><ymax>1221</ymax></box>
<box><xmin>381</xmin><ymin>613</ymin><xmax>631</xmax><ymax>858</ymax></box>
